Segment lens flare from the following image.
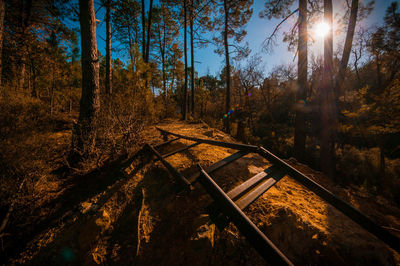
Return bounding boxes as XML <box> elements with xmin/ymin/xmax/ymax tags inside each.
<box><xmin>315</xmin><ymin>22</ymin><xmax>330</xmax><ymax>38</ymax></box>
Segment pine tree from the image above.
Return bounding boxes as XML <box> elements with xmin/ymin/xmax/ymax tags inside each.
<box><xmin>152</xmin><ymin>4</ymin><xmax>181</xmax><ymax>117</ymax></box>
<box><xmin>0</xmin><ymin>0</ymin><xmax>5</xmax><ymax>91</ymax></box>
<box><xmin>105</xmin><ymin>0</ymin><xmax>112</xmax><ymax>94</ymax></box>
<box><xmin>320</xmin><ymin>0</ymin><xmax>335</xmax><ymax>178</ymax></box>
<box><xmin>188</xmin><ymin>0</ymin><xmax>216</xmax><ymax>116</ymax></box>
<box><xmin>183</xmin><ymin>0</ymin><xmax>188</xmax><ymax>120</ymax></box>
<box><xmin>72</xmin><ymin>0</ymin><xmax>101</xmax><ymax>160</ymax></box>
<box><xmin>364</xmin><ymin>1</ymin><xmax>400</xmax><ymax>185</ymax></box>
<box><xmin>213</xmin><ymin>0</ymin><xmax>253</xmax><ymax>133</ymax></box>
<box><xmin>293</xmin><ymin>0</ymin><xmax>307</xmax><ymax>161</ymax></box>
<box><xmin>112</xmin><ymin>0</ymin><xmax>141</xmax><ymax>65</ymax></box>
<box><xmin>190</xmin><ymin>0</ymin><xmax>195</xmax><ymax>115</ymax></box>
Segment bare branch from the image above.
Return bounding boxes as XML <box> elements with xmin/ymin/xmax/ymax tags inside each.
<box><xmin>69</xmin><ymin>3</ymin><xmax>79</xmax><ymax>17</ymax></box>
<box><xmin>262</xmin><ymin>8</ymin><xmax>299</xmax><ymax>53</ymax></box>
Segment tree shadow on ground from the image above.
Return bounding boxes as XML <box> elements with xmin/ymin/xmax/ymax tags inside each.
<box><xmin>23</xmin><ymin>154</ymin><xmax>195</xmax><ymax>265</ymax></box>
<box><xmin>3</xmin><ymin>148</ymin><xmax>151</xmax><ymax>264</ymax></box>
<box><xmin>128</xmin><ymin>166</ymin><xmax>213</xmax><ymax>266</ymax></box>
<box><xmin>9</xmin><ymin>136</ymin><xmax>397</xmax><ymax>265</ymax></box>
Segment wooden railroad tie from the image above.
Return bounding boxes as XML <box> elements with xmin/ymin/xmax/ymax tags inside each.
<box><xmin>140</xmin><ymin>127</ymin><xmax>400</xmax><ymax>265</ymax></box>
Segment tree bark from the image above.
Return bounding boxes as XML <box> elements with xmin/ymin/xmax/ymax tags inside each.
<box><xmin>294</xmin><ymin>0</ymin><xmax>307</xmax><ymax>162</ymax></box>
<box><xmin>145</xmin><ymin>0</ymin><xmax>153</xmax><ymax>63</ymax></box>
<box><xmin>29</xmin><ymin>54</ymin><xmax>37</xmax><ymax>97</ymax></box>
<box><xmin>73</xmin><ymin>0</ymin><xmax>101</xmax><ymax>159</ymax></box>
<box><xmin>353</xmin><ymin>50</ymin><xmax>361</xmax><ymax>86</ymax></box>
<box><xmin>141</xmin><ymin>0</ymin><xmax>145</xmax><ymax>60</ymax></box>
<box><xmin>379</xmin><ymin>139</ymin><xmax>386</xmax><ymax>190</ymax></box>
<box><xmin>160</xmin><ymin>23</ymin><xmax>167</xmax><ymax>116</ymax></box>
<box><xmin>17</xmin><ymin>0</ymin><xmax>32</xmax><ymax>92</ymax></box>
<box><xmin>190</xmin><ymin>1</ymin><xmax>195</xmax><ymax>116</ymax></box>
<box><xmin>182</xmin><ymin>0</ymin><xmax>188</xmax><ymax>120</ymax></box>
<box><xmin>18</xmin><ymin>57</ymin><xmax>26</xmax><ymax>91</ymax></box>
<box><xmin>105</xmin><ymin>0</ymin><xmax>112</xmax><ymax>94</ymax></box>
<box><xmin>376</xmin><ymin>57</ymin><xmax>382</xmax><ymax>93</ymax></box>
<box><xmin>50</xmin><ymin>66</ymin><xmax>55</xmax><ymax>115</ymax></box>
<box><xmin>320</xmin><ymin>0</ymin><xmax>335</xmax><ymax>178</ymax></box>
<box><xmin>0</xmin><ymin>0</ymin><xmax>5</xmax><ymax>90</ymax></box>
<box><xmin>69</xmin><ymin>55</ymin><xmax>76</xmax><ymax>113</ymax></box>
<box><xmin>69</xmin><ymin>86</ymin><xmax>72</xmax><ymax>113</ymax></box>
<box><xmin>223</xmin><ymin>0</ymin><xmax>231</xmax><ymax>133</ymax></box>
<box><xmin>128</xmin><ymin>26</ymin><xmax>134</xmax><ymax>66</ymax></box>
<box><xmin>335</xmin><ymin>0</ymin><xmax>358</xmax><ymax>98</ymax></box>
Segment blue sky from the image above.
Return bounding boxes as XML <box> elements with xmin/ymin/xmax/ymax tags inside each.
<box><xmin>93</xmin><ymin>0</ymin><xmax>396</xmax><ymax>77</ymax></box>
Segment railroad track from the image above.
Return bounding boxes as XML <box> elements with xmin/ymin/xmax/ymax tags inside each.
<box><xmin>138</xmin><ymin>127</ymin><xmax>400</xmax><ymax>265</ymax></box>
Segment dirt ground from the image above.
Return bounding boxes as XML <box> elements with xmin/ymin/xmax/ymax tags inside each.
<box><xmin>4</xmin><ymin>119</ymin><xmax>400</xmax><ymax>265</ymax></box>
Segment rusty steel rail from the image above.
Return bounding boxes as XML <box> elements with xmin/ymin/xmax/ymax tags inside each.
<box><xmin>153</xmin><ymin>137</ymin><xmax>180</xmax><ymax>149</ymax></box>
<box><xmin>188</xmin><ymin>150</ymin><xmax>249</xmax><ymax>183</ymax></box>
<box><xmin>208</xmin><ymin>165</ymin><xmax>287</xmax><ymax>231</ymax></box>
<box><xmin>156</xmin><ymin>128</ymin><xmax>400</xmax><ymax>255</ymax></box>
<box><xmin>146</xmin><ymin>144</ymin><xmax>193</xmax><ymax>191</ymax></box>
<box><xmin>157</xmin><ymin>127</ymin><xmax>258</xmax><ymax>152</ymax></box>
<box><xmin>160</xmin><ymin>142</ymin><xmax>201</xmax><ymax>160</ymax></box>
<box><xmin>256</xmin><ymin>147</ymin><xmax>400</xmax><ymax>254</ymax></box>
<box><xmin>146</xmin><ymin>132</ymin><xmax>290</xmax><ymax>263</ymax></box>
<box><xmin>197</xmin><ymin>165</ymin><xmax>293</xmax><ymax>265</ymax></box>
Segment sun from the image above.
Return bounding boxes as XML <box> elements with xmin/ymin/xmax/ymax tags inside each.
<box><xmin>314</xmin><ymin>22</ymin><xmax>330</xmax><ymax>38</ymax></box>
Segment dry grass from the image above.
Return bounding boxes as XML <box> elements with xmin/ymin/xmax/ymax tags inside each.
<box><xmin>2</xmin><ymin>119</ymin><xmax>400</xmax><ymax>265</ymax></box>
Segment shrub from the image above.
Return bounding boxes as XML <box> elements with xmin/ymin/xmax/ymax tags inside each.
<box><xmin>336</xmin><ymin>145</ymin><xmax>400</xmax><ymax>202</ymax></box>
<box><xmin>0</xmin><ymin>93</ymin><xmax>73</xmax><ymax>221</ymax></box>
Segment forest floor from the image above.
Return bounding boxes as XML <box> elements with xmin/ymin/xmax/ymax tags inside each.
<box><xmin>2</xmin><ymin>119</ymin><xmax>400</xmax><ymax>265</ymax></box>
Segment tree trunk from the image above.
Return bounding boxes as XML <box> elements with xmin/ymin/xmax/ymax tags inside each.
<box><xmin>69</xmin><ymin>57</ymin><xmax>75</xmax><ymax>114</ymax></box>
<box><xmin>379</xmin><ymin>140</ymin><xmax>386</xmax><ymax>190</ymax></box>
<box><xmin>29</xmin><ymin>55</ymin><xmax>37</xmax><ymax>98</ymax></box>
<box><xmin>50</xmin><ymin>67</ymin><xmax>55</xmax><ymax>115</ymax></box>
<box><xmin>105</xmin><ymin>0</ymin><xmax>112</xmax><ymax>94</ymax></box>
<box><xmin>17</xmin><ymin>0</ymin><xmax>31</xmax><ymax>92</ymax></box>
<box><xmin>182</xmin><ymin>0</ymin><xmax>188</xmax><ymax>120</ymax></box>
<box><xmin>0</xmin><ymin>0</ymin><xmax>5</xmax><ymax>91</ymax></box>
<box><xmin>145</xmin><ymin>0</ymin><xmax>153</xmax><ymax>63</ymax></box>
<box><xmin>31</xmin><ymin>74</ymin><xmax>37</xmax><ymax>97</ymax></box>
<box><xmin>335</xmin><ymin>0</ymin><xmax>358</xmax><ymax>98</ymax></box>
<box><xmin>161</xmin><ymin>25</ymin><xmax>167</xmax><ymax>117</ymax></box>
<box><xmin>237</xmin><ymin>119</ymin><xmax>245</xmax><ymax>141</ymax></box>
<box><xmin>141</xmin><ymin>0</ymin><xmax>145</xmax><ymax>60</ymax></box>
<box><xmin>69</xmin><ymin>86</ymin><xmax>72</xmax><ymax>113</ymax></box>
<box><xmin>170</xmin><ymin>68</ymin><xmax>175</xmax><ymax>100</ymax></box>
<box><xmin>190</xmin><ymin>1</ymin><xmax>195</xmax><ymax>116</ymax></box>
<box><xmin>18</xmin><ymin>57</ymin><xmax>26</xmax><ymax>91</ymax></box>
<box><xmin>27</xmin><ymin>60</ymin><xmax>31</xmax><ymax>93</ymax></box>
<box><xmin>73</xmin><ymin>0</ymin><xmax>101</xmax><ymax>160</ymax></box>
<box><xmin>128</xmin><ymin>26</ymin><xmax>134</xmax><ymax>66</ymax></box>
<box><xmin>294</xmin><ymin>0</ymin><xmax>307</xmax><ymax>162</ymax></box>
<box><xmin>353</xmin><ymin>51</ymin><xmax>361</xmax><ymax>86</ymax></box>
<box><xmin>223</xmin><ymin>0</ymin><xmax>231</xmax><ymax>133</ymax></box>
<box><xmin>320</xmin><ymin>0</ymin><xmax>335</xmax><ymax>178</ymax></box>
<box><xmin>376</xmin><ymin>57</ymin><xmax>382</xmax><ymax>94</ymax></box>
